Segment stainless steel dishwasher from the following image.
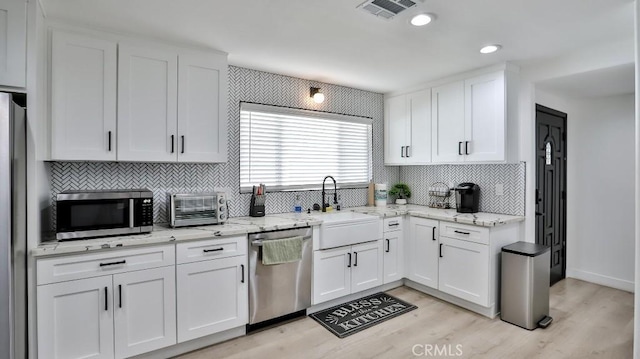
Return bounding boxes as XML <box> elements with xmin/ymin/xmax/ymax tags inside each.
<box><xmin>248</xmin><ymin>227</ymin><xmax>312</xmax><ymax>329</ymax></box>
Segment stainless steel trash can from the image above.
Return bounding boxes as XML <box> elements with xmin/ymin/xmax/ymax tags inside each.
<box><xmin>500</xmin><ymin>242</ymin><xmax>552</xmax><ymax>330</ymax></box>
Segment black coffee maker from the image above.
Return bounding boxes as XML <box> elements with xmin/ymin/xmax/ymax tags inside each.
<box><xmin>454</xmin><ymin>183</ymin><xmax>480</xmax><ymax>213</ymax></box>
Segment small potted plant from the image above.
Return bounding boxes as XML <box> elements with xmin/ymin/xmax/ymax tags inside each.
<box><xmin>389</xmin><ymin>183</ymin><xmax>411</xmax><ymax>205</ymax></box>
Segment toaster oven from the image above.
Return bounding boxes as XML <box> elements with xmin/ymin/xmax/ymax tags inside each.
<box><xmin>167</xmin><ymin>192</ymin><xmax>228</xmax><ymax>227</ymax></box>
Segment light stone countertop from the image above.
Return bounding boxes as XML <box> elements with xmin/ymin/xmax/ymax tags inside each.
<box><xmin>349</xmin><ymin>204</ymin><xmax>525</xmax><ymax>227</ymax></box>
<box><xmin>33</xmin><ymin>205</ymin><xmax>523</xmax><ymax>257</ymax></box>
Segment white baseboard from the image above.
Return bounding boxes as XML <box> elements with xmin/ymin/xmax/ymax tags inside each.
<box><xmin>404</xmin><ymin>280</ymin><xmax>497</xmax><ymax>318</ymax></box>
<box><xmin>566</xmin><ymin>268</ymin><xmax>634</xmax><ymax>293</ymax></box>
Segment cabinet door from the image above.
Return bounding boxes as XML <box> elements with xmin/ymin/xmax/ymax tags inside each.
<box><xmin>313</xmin><ymin>246</ymin><xmax>351</xmax><ymax>304</ymax></box>
<box><xmin>407</xmin><ymin>217</ymin><xmax>439</xmax><ymax>289</ymax></box>
<box><xmin>431</xmin><ymin>81</ymin><xmax>464</xmax><ymax>163</ymax></box>
<box><xmin>384</xmin><ymin>95</ymin><xmax>408</xmax><ymax>165</ymax></box>
<box><xmin>177</xmin><ymin>52</ymin><xmax>228</xmax><ymax>163</ymax></box>
<box><xmin>118</xmin><ymin>44</ymin><xmax>178</xmax><ymax>162</ymax></box>
<box><xmin>383</xmin><ymin>230</ymin><xmax>403</xmax><ymax>284</ymax></box>
<box><xmin>351</xmin><ymin>240</ymin><xmax>383</xmax><ymax>293</ymax></box>
<box><xmin>37</xmin><ymin>276</ymin><xmax>114</xmax><ymax>359</ymax></box>
<box><xmin>438</xmin><ymin>236</ymin><xmax>489</xmax><ymax>306</ymax></box>
<box><xmin>113</xmin><ymin>266</ymin><xmax>176</xmax><ymax>358</ymax></box>
<box><xmin>0</xmin><ymin>0</ymin><xmax>25</xmax><ymax>87</ymax></box>
<box><xmin>407</xmin><ymin>89</ymin><xmax>431</xmax><ymax>164</ymax></box>
<box><xmin>50</xmin><ymin>31</ymin><xmax>117</xmax><ymax>161</ymax></box>
<box><xmin>176</xmin><ymin>256</ymin><xmax>247</xmax><ymax>343</ymax></box>
<box><xmin>464</xmin><ymin>71</ymin><xmax>505</xmax><ymax>162</ymax></box>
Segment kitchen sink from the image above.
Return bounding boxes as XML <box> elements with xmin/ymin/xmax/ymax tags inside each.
<box><xmin>319</xmin><ymin>211</ymin><xmax>381</xmax><ymax>249</ymax></box>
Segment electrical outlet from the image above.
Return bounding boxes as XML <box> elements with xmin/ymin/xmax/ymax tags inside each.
<box><xmin>495</xmin><ymin>183</ymin><xmax>504</xmax><ymax>196</ymax></box>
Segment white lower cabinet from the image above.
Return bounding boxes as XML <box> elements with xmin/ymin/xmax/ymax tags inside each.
<box><xmin>176</xmin><ymin>255</ymin><xmax>247</xmax><ymax>343</ymax></box>
<box><xmin>37</xmin><ymin>245</ymin><xmax>176</xmax><ymax>359</ymax></box>
<box><xmin>313</xmin><ymin>240</ymin><xmax>383</xmax><ymax>305</ymax></box>
<box><xmin>37</xmin><ymin>276</ymin><xmax>114</xmax><ymax>359</ymax></box>
<box><xmin>438</xmin><ymin>236</ymin><xmax>489</xmax><ymax>306</ymax></box>
<box><xmin>407</xmin><ymin>217</ymin><xmax>439</xmax><ymax>289</ymax></box>
<box><xmin>113</xmin><ymin>266</ymin><xmax>177</xmax><ymax>358</ymax></box>
<box><xmin>382</xmin><ymin>217</ymin><xmax>404</xmax><ymax>284</ymax></box>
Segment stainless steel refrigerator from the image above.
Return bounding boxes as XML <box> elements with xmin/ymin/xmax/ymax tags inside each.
<box><xmin>1</xmin><ymin>92</ymin><xmax>27</xmax><ymax>359</ymax></box>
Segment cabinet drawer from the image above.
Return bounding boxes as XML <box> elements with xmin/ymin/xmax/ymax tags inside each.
<box><xmin>176</xmin><ymin>235</ymin><xmax>247</xmax><ymax>264</ymax></box>
<box><xmin>439</xmin><ymin>222</ymin><xmax>489</xmax><ymax>245</ymax></box>
<box><xmin>37</xmin><ymin>244</ymin><xmax>175</xmax><ymax>285</ymax></box>
<box><xmin>383</xmin><ymin>217</ymin><xmax>403</xmax><ymax>233</ymax></box>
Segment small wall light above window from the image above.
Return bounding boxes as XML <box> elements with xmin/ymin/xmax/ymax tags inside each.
<box><xmin>310</xmin><ymin>87</ymin><xmax>325</xmax><ymax>104</ymax></box>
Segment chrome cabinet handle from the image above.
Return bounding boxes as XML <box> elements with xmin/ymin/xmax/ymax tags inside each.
<box><xmin>401</xmin><ymin>146</ymin><xmax>405</xmax><ymax>158</ymax></box>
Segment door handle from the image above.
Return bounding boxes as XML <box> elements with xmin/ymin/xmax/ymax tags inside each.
<box><xmin>439</xmin><ymin>243</ymin><xmax>443</xmax><ymax>258</ymax></box>
<box><xmin>432</xmin><ymin>227</ymin><xmax>436</xmax><ymax>241</ymax></box>
<box><xmin>118</xmin><ymin>284</ymin><xmax>122</xmax><ymax>308</ymax></box>
<box><xmin>458</xmin><ymin>142</ymin><xmax>463</xmax><ymax>155</ymax></box>
<box><xmin>354</xmin><ymin>252</ymin><xmax>358</xmax><ymax>267</ymax></box>
<box><xmin>181</xmin><ymin>135</ymin><xmax>185</xmax><ymax>154</ymax></box>
<box><xmin>465</xmin><ymin>141</ymin><xmax>470</xmax><ymax>155</ymax></box>
<box><xmin>535</xmin><ymin>212</ymin><xmax>545</xmax><ymax>216</ymax></box>
<box><xmin>104</xmin><ymin>287</ymin><xmax>108</xmax><ymax>311</ymax></box>
<box><xmin>401</xmin><ymin>146</ymin><xmax>405</xmax><ymax>158</ymax></box>
<box><xmin>385</xmin><ymin>239</ymin><xmax>390</xmax><ymax>253</ymax></box>
<box><xmin>171</xmin><ymin>135</ymin><xmax>175</xmax><ymax>153</ymax></box>
<box><xmin>406</xmin><ymin>146</ymin><xmax>410</xmax><ymax>158</ymax></box>
<box><xmin>203</xmin><ymin>248</ymin><xmax>224</xmax><ymax>253</ymax></box>
<box><xmin>347</xmin><ymin>253</ymin><xmax>352</xmax><ymax>268</ymax></box>
<box><xmin>108</xmin><ymin>131</ymin><xmax>112</xmax><ymax>152</ymax></box>
<box><xmin>240</xmin><ymin>264</ymin><xmax>245</xmax><ymax>283</ymax></box>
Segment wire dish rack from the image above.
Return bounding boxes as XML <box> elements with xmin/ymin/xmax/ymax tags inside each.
<box><xmin>428</xmin><ymin>182</ymin><xmax>451</xmax><ymax>209</ymax></box>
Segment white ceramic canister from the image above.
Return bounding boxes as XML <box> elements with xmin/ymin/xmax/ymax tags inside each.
<box><xmin>374</xmin><ymin>183</ymin><xmax>387</xmax><ymax>207</ymax></box>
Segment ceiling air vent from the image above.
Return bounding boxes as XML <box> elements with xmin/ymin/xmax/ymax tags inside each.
<box><xmin>358</xmin><ymin>0</ymin><xmax>420</xmax><ymax>20</ymax></box>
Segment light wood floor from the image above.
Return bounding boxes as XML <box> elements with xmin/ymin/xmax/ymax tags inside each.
<box><xmin>177</xmin><ymin>278</ymin><xmax>633</xmax><ymax>359</ymax></box>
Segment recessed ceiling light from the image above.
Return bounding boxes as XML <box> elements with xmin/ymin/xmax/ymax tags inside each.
<box><xmin>480</xmin><ymin>45</ymin><xmax>502</xmax><ymax>54</ymax></box>
<box><xmin>410</xmin><ymin>13</ymin><xmax>433</xmax><ymax>26</ymax></box>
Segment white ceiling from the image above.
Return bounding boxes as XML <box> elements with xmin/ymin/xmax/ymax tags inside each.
<box><xmin>41</xmin><ymin>0</ymin><xmax>635</xmax><ymax>94</ymax></box>
<box><xmin>536</xmin><ymin>63</ymin><xmax>635</xmax><ymax>99</ymax></box>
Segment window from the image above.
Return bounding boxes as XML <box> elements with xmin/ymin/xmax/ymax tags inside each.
<box><xmin>240</xmin><ymin>103</ymin><xmax>373</xmax><ymax>192</ymax></box>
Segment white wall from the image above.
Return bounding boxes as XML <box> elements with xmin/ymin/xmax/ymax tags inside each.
<box><xmin>535</xmin><ymin>92</ymin><xmax>635</xmax><ymax>292</ymax></box>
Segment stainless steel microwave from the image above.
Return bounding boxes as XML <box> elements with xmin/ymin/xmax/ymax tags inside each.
<box><xmin>56</xmin><ymin>189</ymin><xmax>154</xmax><ymax>241</ymax></box>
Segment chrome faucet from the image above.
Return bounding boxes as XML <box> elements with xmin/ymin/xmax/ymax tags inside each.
<box><xmin>322</xmin><ymin>176</ymin><xmax>338</xmax><ymax>212</ymax></box>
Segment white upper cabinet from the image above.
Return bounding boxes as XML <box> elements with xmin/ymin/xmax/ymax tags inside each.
<box><xmin>117</xmin><ymin>44</ymin><xmax>178</xmax><ymax>162</ymax></box>
<box><xmin>431</xmin><ymin>69</ymin><xmax>515</xmax><ymax>164</ymax></box>
<box><xmin>431</xmin><ymin>81</ymin><xmax>465</xmax><ymax>163</ymax></box>
<box><xmin>177</xmin><ymin>52</ymin><xmax>228</xmax><ymax>163</ymax></box>
<box><xmin>50</xmin><ymin>31</ymin><xmax>117</xmax><ymax>161</ymax></box>
<box><xmin>0</xmin><ymin>0</ymin><xmax>26</xmax><ymax>88</ymax></box>
<box><xmin>49</xmin><ymin>28</ymin><xmax>229</xmax><ymax>163</ymax></box>
<box><xmin>384</xmin><ymin>89</ymin><xmax>431</xmax><ymax>165</ymax></box>
<box><xmin>464</xmin><ymin>71</ymin><xmax>505</xmax><ymax>162</ymax></box>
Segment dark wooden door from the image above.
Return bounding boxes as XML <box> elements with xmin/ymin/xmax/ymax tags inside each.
<box><xmin>535</xmin><ymin>104</ymin><xmax>567</xmax><ymax>286</ymax></box>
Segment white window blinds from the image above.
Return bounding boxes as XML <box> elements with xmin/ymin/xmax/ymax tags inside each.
<box><xmin>240</xmin><ymin>103</ymin><xmax>373</xmax><ymax>192</ymax></box>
